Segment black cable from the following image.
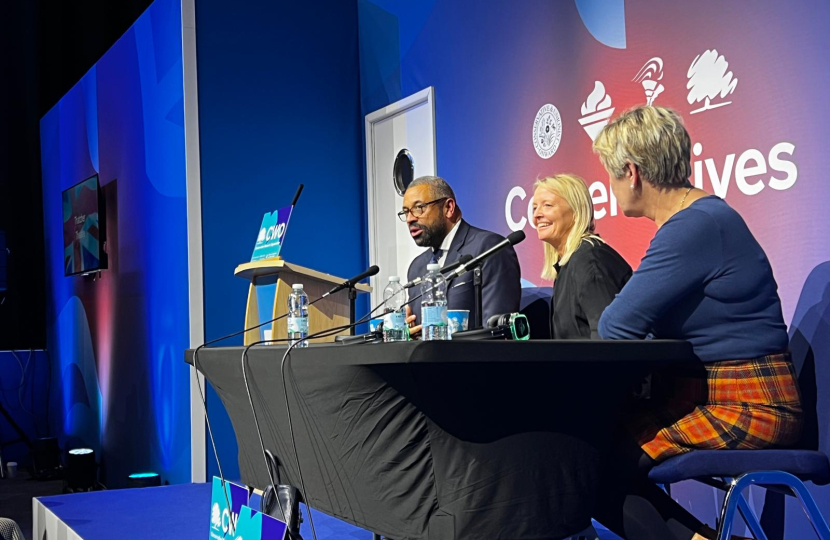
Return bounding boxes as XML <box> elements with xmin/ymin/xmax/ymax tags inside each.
<box><xmin>236</xmin><ymin>293</ymin><xmax>396</xmax><ymax>538</ymax></box>
<box><xmin>192</xmin><ymin>268</ymin><xmax>381</xmax><ymax>530</ymax></box>
<box><xmin>239</xmin><ymin>339</ymin><xmax>288</xmax><ymax>523</ymax></box>
<box><xmin>190</xmin><ymin>292</ymin><xmax>347</xmax><ymax>523</ymax></box>
<box><xmin>190</xmin><ymin>294</ymin><xmax>329</xmax><ymax>517</ymax></box>
<box><xmin>0</xmin><ymin>350</ymin><xmax>27</xmax><ymax>393</ymax></box>
<box><xmin>191</xmin><ymin>351</ymin><xmax>233</xmax><ymax>514</ymax></box>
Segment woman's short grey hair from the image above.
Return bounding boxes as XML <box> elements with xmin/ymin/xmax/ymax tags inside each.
<box><xmin>593</xmin><ymin>106</ymin><xmax>692</xmax><ymax>189</ymax></box>
<box><xmin>408</xmin><ymin>176</ymin><xmax>457</xmax><ymax>201</ymax></box>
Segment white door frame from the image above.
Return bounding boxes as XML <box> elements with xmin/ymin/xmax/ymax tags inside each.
<box><xmin>364</xmin><ymin>87</ymin><xmax>437</xmax><ymax>306</ymax></box>
<box><xmin>182</xmin><ymin>0</ymin><xmax>206</xmax><ymax>483</ymax></box>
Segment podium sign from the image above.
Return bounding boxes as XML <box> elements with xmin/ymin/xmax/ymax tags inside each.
<box><xmin>209</xmin><ymin>477</ymin><xmax>250</xmax><ymax>539</ymax></box>
<box><xmin>234</xmin><ymin>506</ymin><xmax>287</xmax><ymax>540</ymax></box>
<box><xmin>251</xmin><ymin>206</ymin><xmax>293</xmax><ymax>262</ymax></box>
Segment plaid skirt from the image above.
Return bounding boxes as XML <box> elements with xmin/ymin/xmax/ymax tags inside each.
<box><xmin>627</xmin><ymin>352</ymin><xmax>803</xmax><ymax>462</ymax></box>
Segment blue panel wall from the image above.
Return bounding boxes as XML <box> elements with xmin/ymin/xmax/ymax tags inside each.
<box><xmin>39</xmin><ymin>0</ymin><xmax>191</xmax><ymax>487</ymax></box>
<box><xmin>195</xmin><ymin>0</ymin><xmax>365</xmax><ymax>480</ymax></box>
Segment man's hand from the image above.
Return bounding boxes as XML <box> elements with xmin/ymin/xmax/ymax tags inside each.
<box><xmin>405</xmin><ymin>304</ymin><xmax>421</xmax><ymax>338</ymax></box>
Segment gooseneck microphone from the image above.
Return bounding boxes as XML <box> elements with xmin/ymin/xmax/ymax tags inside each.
<box><xmin>402</xmin><ymin>254</ymin><xmax>473</xmax><ymax>290</ymax></box>
<box><xmin>444</xmin><ymin>230</ymin><xmax>526</xmax><ymax>280</ymax></box>
<box><xmin>290</xmin><ymin>184</ymin><xmax>304</xmax><ymax>207</ymax></box>
<box><xmin>322</xmin><ymin>265</ymin><xmax>380</xmax><ymax>298</ymax></box>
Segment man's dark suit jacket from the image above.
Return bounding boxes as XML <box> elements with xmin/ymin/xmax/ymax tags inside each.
<box><xmin>407</xmin><ymin>219</ymin><xmax>522</xmax><ymax>326</ymax></box>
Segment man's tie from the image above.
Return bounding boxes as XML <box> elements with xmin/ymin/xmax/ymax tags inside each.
<box><xmin>430</xmin><ymin>249</ymin><xmax>443</xmax><ymax>265</ymax></box>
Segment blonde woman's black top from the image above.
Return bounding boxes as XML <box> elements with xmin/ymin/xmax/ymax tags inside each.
<box><xmin>551</xmin><ymin>240</ymin><xmax>632</xmax><ymax>339</ymax></box>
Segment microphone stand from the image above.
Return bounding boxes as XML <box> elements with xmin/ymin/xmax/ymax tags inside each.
<box><xmin>472</xmin><ymin>267</ymin><xmax>483</xmax><ymax>329</ymax></box>
<box><xmin>348</xmin><ymin>286</ymin><xmax>358</xmax><ymax>335</ymax></box>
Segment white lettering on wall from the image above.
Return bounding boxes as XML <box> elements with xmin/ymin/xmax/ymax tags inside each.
<box><xmin>504</xmin><ymin>140</ymin><xmax>797</xmax><ymax>232</ymax></box>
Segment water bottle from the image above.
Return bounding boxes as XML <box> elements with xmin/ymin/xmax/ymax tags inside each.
<box><xmin>287</xmin><ymin>283</ymin><xmax>309</xmax><ymax>348</ymax></box>
<box><xmin>382</xmin><ymin>276</ymin><xmax>409</xmax><ymax>342</ymax></box>
<box><xmin>421</xmin><ymin>263</ymin><xmax>449</xmax><ymax>340</ymax></box>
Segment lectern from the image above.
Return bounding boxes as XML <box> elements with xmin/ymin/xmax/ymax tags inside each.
<box><xmin>234</xmin><ymin>259</ymin><xmax>371</xmax><ymax>345</ymax></box>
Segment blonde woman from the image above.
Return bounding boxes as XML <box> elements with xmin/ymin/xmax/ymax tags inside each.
<box><xmin>532</xmin><ymin>174</ymin><xmax>631</xmax><ymax>339</ymax></box>
<box><xmin>590</xmin><ymin>106</ymin><xmax>802</xmax><ymax>540</ymax></box>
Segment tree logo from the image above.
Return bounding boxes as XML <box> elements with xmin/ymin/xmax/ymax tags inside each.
<box><xmin>632</xmin><ymin>57</ymin><xmax>664</xmax><ymax>105</ymax></box>
<box><xmin>211</xmin><ymin>503</ymin><xmax>222</xmax><ymax>530</ymax></box>
<box><xmin>687</xmin><ymin>49</ymin><xmax>738</xmax><ymax>114</ymax></box>
<box><xmin>579</xmin><ymin>81</ymin><xmax>615</xmax><ymax>141</ymax></box>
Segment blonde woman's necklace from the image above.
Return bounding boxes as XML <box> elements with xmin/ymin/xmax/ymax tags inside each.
<box><xmin>678</xmin><ymin>186</ymin><xmax>693</xmax><ymax>210</ymax></box>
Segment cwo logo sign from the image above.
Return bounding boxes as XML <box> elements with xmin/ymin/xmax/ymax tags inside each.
<box><xmin>532</xmin><ymin>104</ymin><xmax>562</xmax><ymax>159</ymax></box>
<box><xmin>257</xmin><ymin>222</ymin><xmax>286</xmax><ymax>243</ymax></box>
<box><xmin>210</xmin><ymin>501</ymin><xmax>239</xmax><ymax>538</ymax></box>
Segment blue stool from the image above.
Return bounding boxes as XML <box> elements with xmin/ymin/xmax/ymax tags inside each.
<box><xmin>648</xmin><ymin>449</ymin><xmax>830</xmax><ymax>539</ymax></box>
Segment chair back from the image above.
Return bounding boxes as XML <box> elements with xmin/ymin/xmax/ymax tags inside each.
<box><xmin>520</xmin><ymin>286</ymin><xmax>552</xmax><ymax>339</ymax></box>
<box><xmin>788</xmin><ymin>262</ymin><xmax>830</xmax><ymax>457</ymax></box>
<box><xmin>0</xmin><ymin>518</ymin><xmax>24</xmax><ymax>540</ymax></box>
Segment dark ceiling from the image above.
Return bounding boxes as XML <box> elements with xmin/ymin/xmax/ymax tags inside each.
<box><xmin>0</xmin><ymin>0</ymin><xmax>153</xmax><ymax>349</ymax></box>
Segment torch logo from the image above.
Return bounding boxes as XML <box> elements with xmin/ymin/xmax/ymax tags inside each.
<box><xmin>579</xmin><ymin>81</ymin><xmax>615</xmax><ymax>141</ymax></box>
<box><xmin>632</xmin><ymin>57</ymin><xmax>664</xmax><ymax>106</ymax></box>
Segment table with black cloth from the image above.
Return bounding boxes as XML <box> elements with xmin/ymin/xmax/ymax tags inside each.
<box><xmin>186</xmin><ymin>340</ymin><xmax>696</xmax><ymax>540</ymax></box>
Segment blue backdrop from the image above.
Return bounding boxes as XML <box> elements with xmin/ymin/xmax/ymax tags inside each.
<box><xmin>39</xmin><ymin>0</ymin><xmax>191</xmax><ymax>487</ymax></box>
<box><xmin>195</xmin><ymin>0</ymin><xmax>366</xmax><ymax>481</ymax></box>
<box><xmin>355</xmin><ymin>0</ymin><xmax>830</xmax><ymax>537</ymax></box>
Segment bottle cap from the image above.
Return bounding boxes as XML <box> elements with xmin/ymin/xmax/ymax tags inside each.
<box><xmin>389</xmin><ymin>276</ymin><xmax>400</xmax><ymax>282</ymax></box>
<box><xmin>292</xmin><ymin>283</ymin><xmax>303</xmax><ymax>290</ymax></box>
<box><xmin>426</xmin><ymin>263</ymin><xmax>440</xmax><ymax>271</ymax></box>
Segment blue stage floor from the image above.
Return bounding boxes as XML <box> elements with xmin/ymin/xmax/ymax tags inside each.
<box><xmin>36</xmin><ymin>482</ymin><xmax>620</xmax><ymax>539</ymax></box>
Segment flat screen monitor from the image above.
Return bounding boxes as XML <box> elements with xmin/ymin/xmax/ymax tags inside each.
<box><xmin>63</xmin><ymin>174</ymin><xmax>107</xmax><ymax>276</ymax></box>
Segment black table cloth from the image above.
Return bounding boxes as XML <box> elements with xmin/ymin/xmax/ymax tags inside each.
<box><xmin>187</xmin><ymin>340</ymin><xmax>696</xmax><ymax>540</ymax></box>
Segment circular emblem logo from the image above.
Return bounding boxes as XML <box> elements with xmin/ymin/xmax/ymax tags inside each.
<box><xmin>532</xmin><ymin>104</ymin><xmax>562</xmax><ymax>159</ymax></box>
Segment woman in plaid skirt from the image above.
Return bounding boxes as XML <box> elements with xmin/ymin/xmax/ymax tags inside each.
<box><xmin>589</xmin><ymin>106</ymin><xmax>802</xmax><ymax>540</ymax></box>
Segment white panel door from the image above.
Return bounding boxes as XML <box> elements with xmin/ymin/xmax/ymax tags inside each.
<box><xmin>365</xmin><ymin>87</ymin><xmax>437</xmax><ymax>308</ymax></box>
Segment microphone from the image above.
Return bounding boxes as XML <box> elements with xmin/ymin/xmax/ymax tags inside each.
<box><xmin>444</xmin><ymin>230</ymin><xmax>525</xmax><ymax>281</ymax></box>
<box><xmin>402</xmin><ymin>254</ymin><xmax>473</xmax><ymax>290</ymax></box>
<box><xmin>290</xmin><ymin>184</ymin><xmax>304</xmax><ymax>207</ymax></box>
<box><xmin>322</xmin><ymin>265</ymin><xmax>380</xmax><ymax>298</ymax></box>
<box><xmin>452</xmin><ymin>312</ymin><xmax>531</xmax><ymax>341</ymax></box>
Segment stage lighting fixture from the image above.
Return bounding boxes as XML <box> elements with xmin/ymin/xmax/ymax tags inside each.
<box><xmin>66</xmin><ymin>448</ymin><xmax>98</xmax><ymax>491</ymax></box>
<box><xmin>127</xmin><ymin>472</ymin><xmax>161</xmax><ymax>488</ymax></box>
<box><xmin>32</xmin><ymin>437</ymin><xmax>62</xmax><ymax>478</ymax></box>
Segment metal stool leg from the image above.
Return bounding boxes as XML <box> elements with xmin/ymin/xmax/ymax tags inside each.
<box><xmin>716</xmin><ymin>478</ymin><xmax>743</xmax><ymax>540</ymax></box>
<box><xmin>716</xmin><ymin>471</ymin><xmax>830</xmax><ymax>540</ymax></box>
<box><xmin>736</xmin><ymin>492</ymin><xmax>769</xmax><ymax>540</ymax></box>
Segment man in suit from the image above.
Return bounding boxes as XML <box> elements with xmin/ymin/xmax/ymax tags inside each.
<box><xmin>401</xmin><ymin>176</ymin><xmax>521</xmax><ymax>333</ymax></box>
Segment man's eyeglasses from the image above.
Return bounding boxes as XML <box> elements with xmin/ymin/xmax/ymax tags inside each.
<box><xmin>397</xmin><ymin>198</ymin><xmax>448</xmax><ymax>222</ymax></box>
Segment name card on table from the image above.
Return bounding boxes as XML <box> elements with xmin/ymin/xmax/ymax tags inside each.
<box><xmin>233</xmin><ymin>505</ymin><xmax>288</xmax><ymax>540</ymax></box>
<box><xmin>209</xmin><ymin>476</ymin><xmax>250</xmax><ymax>539</ymax></box>
<box><xmin>251</xmin><ymin>205</ymin><xmax>293</xmax><ymax>262</ymax></box>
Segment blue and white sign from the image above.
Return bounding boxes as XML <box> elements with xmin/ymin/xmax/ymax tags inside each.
<box><xmin>251</xmin><ymin>205</ymin><xmax>293</xmax><ymax>262</ymax></box>
<box><xmin>233</xmin><ymin>505</ymin><xmax>288</xmax><ymax>540</ymax></box>
<box><xmin>209</xmin><ymin>477</ymin><xmax>251</xmax><ymax>540</ymax></box>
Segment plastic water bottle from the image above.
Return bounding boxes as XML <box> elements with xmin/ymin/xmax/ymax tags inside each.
<box><xmin>421</xmin><ymin>263</ymin><xmax>449</xmax><ymax>340</ymax></box>
<box><xmin>287</xmin><ymin>283</ymin><xmax>309</xmax><ymax>348</ymax></box>
<box><xmin>382</xmin><ymin>276</ymin><xmax>409</xmax><ymax>342</ymax></box>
